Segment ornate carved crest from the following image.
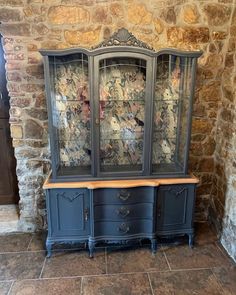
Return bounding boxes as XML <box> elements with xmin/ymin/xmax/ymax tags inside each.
<box><xmin>93</xmin><ymin>28</ymin><xmax>153</xmax><ymax>50</ymax></box>
<box><xmin>57</xmin><ymin>191</ymin><xmax>83</xmax><ymax>202</ymax></box>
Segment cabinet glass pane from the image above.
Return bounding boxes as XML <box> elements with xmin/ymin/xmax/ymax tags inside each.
<box><xmin>49</xmin><ymin>53</ymin><xmax>91</xmax><ymax>176</ymax></box>
<box><xmin>99</xmin><ymin>57</ymin><xmax>146</xmax><ymax>173</ymax></box>
<box><xmin>152</xmin><ymin>54</ymin><xmax>193</xmax><ymax>173</ymax></box>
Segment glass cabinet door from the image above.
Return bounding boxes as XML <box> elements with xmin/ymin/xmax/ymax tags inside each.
<box><xmin>48</xmin><ymin>53</ymin><xmax>91</xmax><ymax>177</ymax></box>
<box><xmin>152</xmin><ymin>54</ymin><xmax>193</xmax><ymax>174</ymax></box>
<box><xmin>98</xmin><ymin>57</ymin><xmax>147</xmax><ymax>174</ymax></box>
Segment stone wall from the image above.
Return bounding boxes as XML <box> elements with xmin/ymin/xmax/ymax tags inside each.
<box><xmin>0</xmin><ymin>0</ymin><xmax>235</xmax><ymax>245</ymax></box>
<box><xmin>211</xmin><ymin>6</ymin><xmax>236</xmax><ymax>261</ymax></box>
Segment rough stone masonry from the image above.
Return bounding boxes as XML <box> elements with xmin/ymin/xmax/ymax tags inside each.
<box><xmin>0</xmin><ymin>0</ymin><xmax>235</xmax><ymax>261</ymax></box>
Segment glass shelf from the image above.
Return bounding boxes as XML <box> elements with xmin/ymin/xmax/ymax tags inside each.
<box><xmin>99</xmin><ymin>56</ymin><xmax>146</xmax><ymax>173</ymax></box>
<box><xmin>49</xmin><ymin>53</ymin><xmax>92</xmax><ymax>175</ymax></box>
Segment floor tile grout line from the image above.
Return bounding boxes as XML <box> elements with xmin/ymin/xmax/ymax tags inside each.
<box><xmin>168</xmin><ymin>267</ymin><xmax>214</xmax><ymax>272</ymax></box>
<box><xmin>0</xmin><ymin>250</ymin><xmax>45</xmax><ymax>255</ymax></box>
<box><xmin>26</xmin><ymin>235</ymin><xmax>34</xmax><ymax>251</ymax></box>
<box><xmin>39</xmin><ymin>257</ymin><xmax>47</xmax><ymax>279</ymax></box>
<box><xmin>80</xmin><ymin>276</ymin><xmax>83</xmax><ymax>295</ymax></box>
<box><xmin>1</xmin><ymin>267</ymin><xmax>219</xmax><ymax>284</ymax></box>
<box><xmin>210</xmin><ymin>268</ymin><xmax>227</xmax><ymax>294</ymax></box>
<box><xmin>147</xmin><ymin>272</ymin><xmax>154</xmax><ymax>295</ymax></box>
<box><xmin>7</xmin><ymin>280</ymin><xmax>14</xmax><ymax>295</ymax></box>
<box><xmin>163</xmin><ymin>251</ymin><xmax>172</xmax><ymax>271</ymax></box>
<box><xmin>0</xmin><ymin>280</ymin><xmax>14</xmax><ymax>283</ymax></box>
<box><xmin>214</xmin><ymin>241</ymin><xmax>232</xmax><ymax>262</ymax></box>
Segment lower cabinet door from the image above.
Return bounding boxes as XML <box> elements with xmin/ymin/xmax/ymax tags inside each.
<box><xmin>156</xmin><ymin>184</ymin><xmax>196</xmax><ymax>233</ymax></box>
<box><xmin>46</xmin><ymin>188</ymin><xmax>90</xmax><ymax>237</ymax></box>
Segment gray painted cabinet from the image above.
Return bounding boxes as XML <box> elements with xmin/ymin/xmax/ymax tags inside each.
<box><xmin>45</xmin><ymin>183</ymin><xmax>196</xmax><ymax>257</ymax></box>
<box><xmin>41</xmin><ymin>29</ymin><xmax>201</xmax><ymax>257</ymax></box>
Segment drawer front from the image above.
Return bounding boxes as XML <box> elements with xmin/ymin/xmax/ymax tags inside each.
<box><xmin>94</xmin><ymin>220</ymin><xmax>153</xmax><ymax>237</ymax></box>
<box><xmin>94</xmin><ymin>203</ymin><xmax>153</xmax><ymax>221</ymax></box>
<box><xmin>93</xmin><ymin>187</ymin><xmax>154</xmax><ymax>205</ymax></box>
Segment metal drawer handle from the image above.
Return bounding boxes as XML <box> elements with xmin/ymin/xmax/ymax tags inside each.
<box><xmin>118</xmin><ymin>223</ymin><xmax>130</xmax><ymax>234</ymax></box>
<box><xmin>117</xmin><ymin>191</ymin><xmax>131</xmax><ymax>201</ymax></box>
<box><xmin>116</xmin><ymin>207</ymin><xmax>130</xmax><ymax>218</ymax></box>
<box><xmin>84</xmin><ymin>208</ymin><xmax>89</xmax><ymax>222</ymax></box>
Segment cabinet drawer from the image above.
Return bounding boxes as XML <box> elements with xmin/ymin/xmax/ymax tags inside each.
<box><xmin>94</xmin><ymin>220</ymin><xmax>153</xmax><ymax>237</ymax></box>
<box><xmin>94</xmin><ymin>203</ymin><xmax>153</xmax><ymax>221</ymax></box>
<box><xmin>93</xmin><ymin>187</ymin><xmax>154</xmax><ymax>205</ymax></box>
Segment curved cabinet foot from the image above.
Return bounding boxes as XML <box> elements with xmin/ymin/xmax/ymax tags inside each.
<box><xmin>151</xmin><ymin>238</ymin><xmax>157</xmax><ymax>254</ymax></box>
<box><xmin>188</xmin><ymin>233</ymin><xmax>194</xmax><ymax>248</ymax></box>
<box><xmin>46</xmin><ymin>240</ymin><xmax>53</xmax><ymax>258</ymax></box>
<box><xmin>88</xmin><ymin>241</ymin><xmax>95</xmax><ymax>258</ymax></box>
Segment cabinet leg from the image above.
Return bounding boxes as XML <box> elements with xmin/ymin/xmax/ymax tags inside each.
<box><xmin>46</xmin><ymin>240</ymin><xmax>52</xmax><ymax>258</ymax></box>
<box><xmin>188</xmin><ymin>233</ymin><xmax>194</xmax><ymax>248</ymax></box>
<box><xmin>151</xmin><ymin>239</ymin><xmax>157</xmax><ymax>254</ymax></box>
<box><xmin>88</xmin><ymin>241</ymin><xmax>95</xmax><ymax>258</ymax></box>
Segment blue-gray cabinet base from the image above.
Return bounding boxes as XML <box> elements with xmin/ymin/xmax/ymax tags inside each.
<box><xmin>45</xmin><ymin>183</ymin><xmax>196</xmax><ymax>257</ymax></box>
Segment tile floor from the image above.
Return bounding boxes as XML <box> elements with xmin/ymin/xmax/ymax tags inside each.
<box><xmin>0</xmin><ymin>223</ymin><xmax>235</xmax><ymax>295</ymax></box>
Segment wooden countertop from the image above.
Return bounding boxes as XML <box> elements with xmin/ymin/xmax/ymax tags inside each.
<box><xmin>43</xmin><ymin>173</ymin><xmax>199</xmax><ymax>189</ymax></box>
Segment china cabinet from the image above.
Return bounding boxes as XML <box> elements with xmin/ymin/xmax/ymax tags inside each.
<box><xmin>41</xmin><ymin>29</ymin><xmax>201</xmax><ymax>257</ymax></box>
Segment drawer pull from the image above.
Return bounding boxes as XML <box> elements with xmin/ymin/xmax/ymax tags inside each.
<box><xmin>116</xmin><ymin>207</ymin><xmax>130</xmax><ymax>218</ymax></box>
<box><xmin>84</xmin><ymin>208</ymin><xmax>89</xmax><ymax>222</ymax></box>
<box><xmin>118</xmin><ymin>223</ymin><xmax>130</xmax><ymax>234</ymax></box>
<box><xmin>117</xmin><ymin>190</ymin><xmax>131</xmax><ymax>201</ymax></box>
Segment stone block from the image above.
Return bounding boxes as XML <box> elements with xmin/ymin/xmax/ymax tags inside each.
<box><xmin>20</xmin><ymin>84</ymin><xmax>43</xmax><ymax>93</ymax></box>
<box><xmin>167</xmin><ymin>27</ymin><xmax>209</xmax><ymax>45</ymax></box>
<box><xmin>10</xmin><ymin>97</ymin><xmax>31</xmax><ymax>108</ymax></box>
<box><xmin>7</xmin><ymin>72</ymin><xmax>21</xmax><ymax>82</ymax></box>
<box><xmin>25</xmin><ymin>119</ymin><xmax>43</xmax><ymax>139</ymax></box>
<box><xmin>25</xmin><ymin>108</ymin><xmax>48</xmax><ymax>121</ymax></box>
<box><xmin>48</xmin><ymin>5</ymin><xmax>90</xmax><ymax>24</ymax></box>
<box><xmin>220</xmin><ymin>108</ymin><xmax>234</xmax><ymax>122</ymax></box>
<box><xmin>222</xmin><ymin>85</ymin><xmax>234</xmax><ymax>102</ymax></box>
<box><xmin>128</xmin><ymin>4</ymin><xmax>152</xmax><ymax>25</ymax></box>
<box><xmin>161</xmin><ymin>7</ymin><xmax>176</xmax><ymax>24</ymax></box>
<box><xmin>192</xmin><ymin>118</ymin><xmax>213</xmax><ymax>134</ymax></box>
<box><xmin>204</xmin><ymin>4</ymin><xmax>231</xmax><ymax>26</ymax></box>
<box><xmin>0</xmin><ymin>8</ymin><xmax>22</xmax><ymax>22</ymax></box>
<box><xmin>190</xmin><ymin>142</ymin><xmax>203</xmax><ymax>156</ymax></box>
<box><xmin>92</xmin><ymin>6</ymin><xmax>111</xmax><ymax>24</ymax></box>
<box><xmin>203</xmin><ymin>137</ymin><xmax>216</xmax><ymax>156</ymax></box>
<box><xmin>0</xmin><ymin>23</ymin><xmax>30</xmax><ymax>36</ymax></box>
<box><xmin>33</xmin><ymin>23</ymin><xmax>49</xmax><ymax>36</ymax></box>
<box><xmin>0</xmin><ymin>0</ymin><xmax>23</xmax><ymax>5</ymax></box>
<box><xmin>5</xmin><ymin>53</ymin><xmax>24</xmax><ymax>60</ymax></box>
<box><xmin>110</xmin><ymin>2</ymin><xmax>124</xmax><ymax>18</ymax></box>
<box><xmin>26</xmin><ymin>65</ymin><xmax>44</xmax><ymax>79</ymax></box>
<box><xmin>182</xmin><ymin>4</ymin><xmax>199</xmax><ymax>24</ymax></box>
<box><xmin>205</xmin><ymin>54</ymin><xmax>223</xmax><ymax>69</ymax></box>
<box><xmin>198</xmin><ymin>158</ymin><xmax>215</xmax><ymax>173</ymax></box>
<box><xmin>10</xmin><ymin>125</ymin><xmax>23</xmax><ymax>139</ymax></box>
<box><xmin>212</xmin><ymin>31</ymin><xmax>227</xmax><ymax>41</ymax></box>
<box><xmin>183</xmin><ymin>27</ymin><xmax>209</xmax><ymax>44</ymax></box>
<box><xmin>199</xmin><ymin>81</ymin><xmax>221</xmax><ymax>102</ymax></box>
<box><xmin>64</xmin><ymin>27</ymin><xmax>101</xmax><ymax>46</ymax></box>
<box><xmin>153</xmin><ymin>18</ymin><xmax>164</xmax><ymax>34</ymax></box>
<box><xmin>225</xmin><ymin>53</ymin><xmax>234</xmax><ymax>68</ymax></box>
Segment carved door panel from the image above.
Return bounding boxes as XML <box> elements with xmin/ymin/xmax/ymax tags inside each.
<box><xmin>0</xmin><ymin>35</ymin><xmax>19</xmax><ymax>205</ymax></box>
<box><xmin>156</xmin><ymin>184</ymin><xmax>195</xmax><ymax>231</ymax></box>
<box><xmin>48</xmin><ymin>188</ymin><xmax>90</xmax><ymax>237</ymax></box>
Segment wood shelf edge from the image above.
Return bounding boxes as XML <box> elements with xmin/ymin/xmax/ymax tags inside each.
<box><xmin>43</xmin><ymin>173</ymin><xmax>199</xmax><ymax>189</ymax></box>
